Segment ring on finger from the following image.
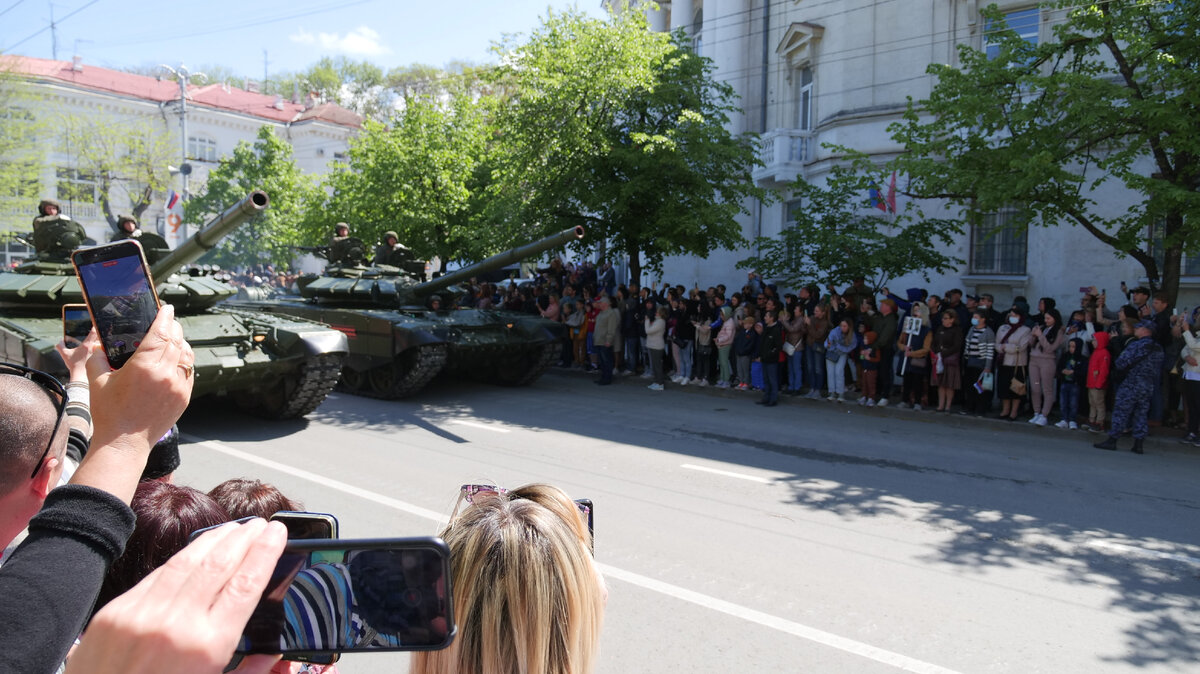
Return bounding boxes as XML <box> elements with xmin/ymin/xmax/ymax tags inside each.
<box><xmin>178</xmin><ymin>363</ymin><xmax>194</xmax><ymax>378</ymax></box>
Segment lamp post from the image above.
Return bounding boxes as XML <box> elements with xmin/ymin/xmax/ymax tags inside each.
<box><xmin>159</xmin><ymin>64</ymin><xmax>204</xmax><ymax>239</ymax></box>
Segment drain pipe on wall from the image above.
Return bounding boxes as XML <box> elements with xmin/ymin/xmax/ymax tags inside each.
<box><xmin>754</xmin><ymin>0</ymin><xmax>771</xmax><ymax>253</ymax></box>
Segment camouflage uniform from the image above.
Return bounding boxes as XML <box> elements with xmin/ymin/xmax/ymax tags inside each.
<box><xmin>31</xmin><ymin>199</ymin><xmax>88</xmax><ymax>260</ymax></box>
<box><xmin>1108</xmin><ymin>336</ymin><xmax>1163</xmax><ymax>440</ymax></box>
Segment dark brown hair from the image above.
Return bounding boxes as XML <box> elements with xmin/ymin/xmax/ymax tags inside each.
<box><xmin>207</xmin><ymin>478</ymin><xmax>301</xmax><ymax>519</ymax></box>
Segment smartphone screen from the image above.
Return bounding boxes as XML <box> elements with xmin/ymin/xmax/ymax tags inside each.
<box><xmin>62</xmin><ymin>304</ymin><xmax>92</xmax><ymax>347</ymax></box>
<box><xmin>236</xmin><ymin>537</ymin><xmax>454</xmax><ymax>656</ymax></box>
<box><xmin>270</xmin><ymin>511</ymin><xmax>339</xmax><ymax>540</ymax></box>
<box><xmin>72</xmin><ymin>240</ymin><xmax>160</xmax><ymax>369</ymax></box>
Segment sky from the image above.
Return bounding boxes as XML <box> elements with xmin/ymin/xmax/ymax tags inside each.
<box><xmin>0</xmin><ymin>0</ymin><xmax>608</xmax><ymax>79</ymax></box>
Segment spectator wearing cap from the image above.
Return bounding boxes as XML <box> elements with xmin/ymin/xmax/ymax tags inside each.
<box><xmin>1129</xmin><ymin>286</ymin><xmax>1152</xmax><ymax>319</ymax></box>
<box><xmin>593</xmin><ymin>295</ymin><xmax>619</xmax><ymax>385</ymax></box>
<box><xmin>1095</xmin><ymin>319</ymin><xmax>1163</xmax><ymax>454</ymax></box>
<box><xmin>945</xmin><ymin>289</ymin><xmax>970</xmax><ymax>331</ymax></box>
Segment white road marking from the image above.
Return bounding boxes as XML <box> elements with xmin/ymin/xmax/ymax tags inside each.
<box><xmin>681</xmin><ymin>463</ymin><xmax>774</xmax><ymax>484</ymax></box>
<box><xmin>1086</xmin><ymin>540</ymin><xmax>1200</xmax><ymax>566</ymax></box>
<box><xmin>186</xmin><ymin>434</ymin><xmax>964</xmax><ymax>674</ymax></box>
<box><xmin>449</xmin><ymin>419</ymin><xmax>511</xmax><ymax>433</ymax></box>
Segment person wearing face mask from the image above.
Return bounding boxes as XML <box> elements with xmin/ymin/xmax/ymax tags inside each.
<box><xmin>995</xmin><ymin>306</ymin><xmax>1033</xmax><ymax>421</ymax></box>
<box><xmin>962</xmin><ymin>310</ymin><xmax>997</xmax><ymax>416</ymax></box>
<box><xmin>978</xmin><ymin>294</ymin><xmax>1003</xmax><ymax>332</ymax></box>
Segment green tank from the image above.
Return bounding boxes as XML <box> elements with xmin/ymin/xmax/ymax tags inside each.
<box><xmin>227</xmin><ymin>226</ymin><xmax>584</xmax><ymax>399</ymax></box>
<box><xmin>0</xmin><ymin>191</ymin><xmax>348</xmax><ymax>419</ymax></box>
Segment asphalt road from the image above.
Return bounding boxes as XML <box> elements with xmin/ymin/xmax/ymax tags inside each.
<box><xmin>175</xmin><ymin>371</ymin><xmax>1200</xmax><ymax>673</ymax></box>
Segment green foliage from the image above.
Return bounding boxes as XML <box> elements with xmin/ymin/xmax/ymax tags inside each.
<box><xmin>492</xmin><ymin>8</ymin><xmax>767</xmax><ymax>281</ymax></box>
<box><xmin>315</xmin><ymin>91</ymin><xmax>495</xmax><ymax>264</ymax></box>
<box><xmin>0</xmin><ymin>66</ymin><xmax>45</xmax><ymax>227</ymax></box>
<box><xmin>183</xmin><ymin>126</ymin><xmax>319</xmax><ymax>268</ymax></box>
<box><xmin>268</xmin><ymin>56</ymin><xmax>389</xmax><ymax>120</ymax></box>
<box><xmin>741</xmin><ymin>161</ymin><xmax>963</xmax><ymax>291</ymax></box>
<box><xmin>890</xmin><ymin>0</ymin><xmax>1200</xmax><ymax>303</ymax></box>
<box><xmin>57</xmin><ymin>114</ymin><xmax>175</xmax><ymax>231</ymax></box>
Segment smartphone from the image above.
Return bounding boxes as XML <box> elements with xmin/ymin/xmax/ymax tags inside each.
<box><xmin>62</xmin><ymin>303</ymin><xmax>92</xmax><ymax>347</ymax></box>
<box><xmin>576</xmin><ymin>498</ymin><xmax>594</xmax><ymax>552</ymax></box>
<box><xmin>270</xmin><ymin>511</ymin><xmax>339</xmax><ymax>540</ymax></box>
<box><xmin>1079</xmin><ymin>286</ymin><xmax>1090</xmax><ymax>293</ymax></box>
<box><xmin>189</xmin><ymin>516</ymin><xmax>256</xmax><ymax>543</ymax></box>
<box><xmin>71</xmin><ymin>240</ymin><xmax>160</xmax><ymax>369</ymax></box>
<box><xmin>236</xmin><ymin>537</ymin><xmax>454</xmax><ymax>657</ymax></box>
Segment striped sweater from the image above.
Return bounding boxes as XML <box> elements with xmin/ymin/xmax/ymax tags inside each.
<box><xmin>964</xmin><ymin>326</ymin><xmax>996</xmax><ymax>369</ymax></box>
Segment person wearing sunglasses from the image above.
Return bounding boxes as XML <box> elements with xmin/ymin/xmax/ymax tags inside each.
<box><xmin>411</xmin><ymin>483</ymin><xmax>606</xmax><ymax>674</ymax></box>
<box><xmin>0</xmin><ymin>305</ymin><xmax>194</xmax><ymax>674</ymax></box>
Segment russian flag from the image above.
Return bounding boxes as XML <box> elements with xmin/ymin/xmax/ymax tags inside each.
<box><xmin>166</xmin><ymin>190</ymin><xmax>180</xmax><ymax>210</ymax></box>
<box><xmin>869</xmin><ymin>172</ymin><xmax>897</xmax><ymax>213</ymax></box>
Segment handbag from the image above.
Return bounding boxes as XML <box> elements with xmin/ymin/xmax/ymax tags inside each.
<box><xmin>1009</xmin><ymin>366</ymin><xmax>1027</xmax><ymax>396</ymax></box>
<box><xmin>932</xmin><ymin>352</ymin><xmax>944</xmax><ymax>375</ymax></box>
<box><xmin>782</xmin><ymin>341</ymin><xmax>796</xmax><ymax>356</ymax></box>
<box><xmin>825</xmin><ymin>347</ymin><xmax>842</xmax><ymax>363</ymax></box>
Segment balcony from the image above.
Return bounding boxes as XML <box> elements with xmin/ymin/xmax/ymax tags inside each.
<box><xmin>753</xmin><ymin>128</ymin><xmax>812</xmax><ymax>187</ymax></box>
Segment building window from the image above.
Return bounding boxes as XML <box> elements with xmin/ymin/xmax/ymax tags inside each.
<box><xmin>692</xmin><ymin>7</ymin><xmax>703</xmax><ymax>56</ymax></box>
<box><xmin>970</xmin><ymin>210</ymin><xmax>1027</xmax><ymax>275</ymax></box>
<box><xmin>55</xmin><ymin>168</ymin><xmax>98</xmax><ymax>204</ymax></box>
<box><xmin>985</xmin><ymin>8</ymin><xmax>1039</xmax><ymax>60</ymax></box>
<box><xmin>187</xmin><ymin>135</ymin><xmax>218</xmax><ymax>162</ymax></box>
<box><xmin>796</xmin><ymin>67</ymin><xmax>813</xmax><ymax>131</ymax></box>
<box><xmin>1149</xmin><ymin>220</ymin><xmax>1200</xmax><ymax>276</ymax></box>
<box><xmin>783</xmin><ymin>198</ymin><xmax>803</xmax><ymax>267</ymax></box>
<box><xmin>1</xmin><ymin>163</ymin><xmax>39</xmax><ymax>200</ymax></box>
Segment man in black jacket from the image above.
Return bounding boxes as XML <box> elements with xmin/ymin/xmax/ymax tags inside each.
<box><xmin>0</xmin><ymin>307</ymin><xmax>193</xmax><ymax>673</ymax></box>
<box><xmin>756</xmin><ymin>310</ymin><xmax>784</xmax><ymax>407</ymax></box>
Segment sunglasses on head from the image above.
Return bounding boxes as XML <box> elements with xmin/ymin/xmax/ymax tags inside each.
<box><xmin>458</xmin><ymin>484</ymin><xmax>594</xmax><ymax>552</ymax></box>
<box><xmin>0</xmin><ymin>363</ymin><xmax>67</xmax><ymax>479</ymax></box>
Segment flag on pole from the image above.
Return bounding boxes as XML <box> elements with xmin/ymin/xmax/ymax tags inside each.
<box><xmin>165</xmin><ymin>189</ymin><xmax>185</xmax><ymax>246</ymax></box>
<box><xmin>869</xmin><ymin>172</ymin><xmax>898</xmax><ymax>213</ymax></box>
<box><xmin>166</xmin><ymin>190</ymin><xmax>180</xmax><ymax>211</ymax></box>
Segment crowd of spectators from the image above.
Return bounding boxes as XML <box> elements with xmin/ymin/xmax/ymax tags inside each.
<box><xmin>0</xmin><ymin>305</ymin><xmax>604</xmax><ymax>673</ymax></box>
<box><xmin>484</xmin><ymin>260</ymin><xmax>1190</xmax><ymax>454</ymax></box>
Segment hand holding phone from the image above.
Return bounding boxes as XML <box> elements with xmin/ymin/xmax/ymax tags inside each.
<box><xmin>72</xmin><ymin>240</ymin><xmax>161</xmax><ymax>369</ymax></box>
<box><xmin>62</xmin><ymin>304</ymin><xmax>93</xmax><ymax>348</ymax></box>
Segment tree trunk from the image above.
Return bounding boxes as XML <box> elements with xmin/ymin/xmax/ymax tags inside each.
<box><xmin>1161</xmin><ymin>212</ymin><xmax>1185</xmax><ymax>308</ymax></box>
<box><xmin>628</xmin><ymin>249</ymin><xmax>642</xmax><ymax>290</ymax></box>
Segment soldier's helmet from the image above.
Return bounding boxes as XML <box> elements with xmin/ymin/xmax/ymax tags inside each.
<box><xmin>334</xmin><ymin>222</ymin><xmax>350</xmax><ymax>235</ymax></box>
<box><xmin>382</xmin><ymin>230</ymin><xmax>399</xmax><ymax>243</ymax></box>
<box><xmin>118</xmin><ymin>215</ymin><xmax>138</xmax><ymax>231</ymax></box>
<box><xmin>38</xmin><ymin>199</ymin><xmax>61</xmax><ymax>216</ymax></box>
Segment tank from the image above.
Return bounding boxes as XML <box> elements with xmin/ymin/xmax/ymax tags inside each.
<box><xmin>0</xmin><ymin>191</ymin><xmax>349</xmax><ymax>419</ymax></box>
<box><xmin>227</xmin><ymin>226</ymin><xmax>584</xmax><ymax>399</ymax></box>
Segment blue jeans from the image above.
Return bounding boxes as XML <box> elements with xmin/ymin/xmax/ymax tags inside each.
<box><xmin>1058</xmin><ymin>381</ymin><xmax>1080</xmax><ymax>423</ymax></box>
<box><xmin>762</xmin><ymin>361</ymin><xmax>779</xmax><ymax>404</ymax></box>
<box><xmin>826</xmin><ymin>353</ymin><xmax>849</xmax><ymax>394</ymax></box>
<box><xmin>805</xmin><ymin>347</ymin><xmax>827</xmax><ymax>392</ymax></box>
<box><xmin>624</xmin><ymin>336</ymin><xmax>640</xmax><ymax>371</ymax></box>
<box><xmin>786</xmin><ymin>349</ymin><xmax>804</xmax><ymax>391</ymax></box>
<box><xmin>678</xmin><ymin>339</ymin><xmax>694</xmax><ymax>380</ymax></box>
<box><xmin>597</xmin><ymin>345</ymin><xmax>614</xmax><ymax>384</ymax></box>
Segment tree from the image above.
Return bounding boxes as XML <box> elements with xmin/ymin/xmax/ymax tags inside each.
<box><xmin>491</xmin><ymin>8</ymin><xmax>767</xmax><ymax>283</ymax></box>
<box><xmin>58</xmin><ymin>114</ymin><xmax>174</xmax><ymax>232</ymax></box>
<box><xmin>740</xmin><ymin>161</ymin><xmax>963</xmax><ymax>292</ymax></box>
<box><xmin>183</xmin><ymin>126</ymin><xmax>320</xmax><ymax>268</ymax></box>
<box><xmin>0</xmin><ymin>61</ymin><xmax>45</xmax><ymax>222</ymax></box>
<box><xmin>316</xmin><ymin>91</ymin><xmax>496</xmax><ymax>266</ymax></box>
<box><xmin>890</xmin><ymin>0</ymin><xmax>1200</xmax><ymax>306</ymax></box>
<box><xmin>268</xmin><ymin>57</ymin><xmax>391</xmax><ymax>120</ymax></box>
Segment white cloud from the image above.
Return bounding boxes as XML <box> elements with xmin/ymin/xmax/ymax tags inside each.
<box><xmin>288</xmin><ymin>26</ymin><xmax>390</xmax><ymax>56</ymax></box>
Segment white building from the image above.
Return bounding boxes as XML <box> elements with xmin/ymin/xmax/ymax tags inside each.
<box><xmin>643</xmin><ymin>0</ymin><xmax>1175</xmax><ymax>309</ymax></box>
<box><xmin>0</xmin><ymin>55</ymin><xmax>361</xmax><ymax>267</ymax></box>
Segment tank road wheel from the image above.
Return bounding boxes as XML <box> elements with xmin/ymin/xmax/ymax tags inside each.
<box><xmin>347</xmin><ymin>344</ymin><xmax>447</xmax><ymax>400</ymax></box>
<box><xmin>241</xmin><ymin>354</ymin><xmax>344</xmax><ymax>419</ymax></box>
<box><xmin>491</xmin><ymin>343</ymin><xmax>560</xmax><ymax>387</ymax></box>
<box><xmin>339</xmin><ymin>365</ymin><xmax>368</xmax><ymax>393</ymax></box>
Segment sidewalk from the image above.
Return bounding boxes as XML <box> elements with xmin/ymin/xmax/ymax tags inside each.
<box><xmin>550</xmin><ymin>366</ymin><xmax>1199</xmax><ymax>457</ymax></box>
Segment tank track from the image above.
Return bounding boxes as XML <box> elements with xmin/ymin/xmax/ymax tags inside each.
<box><xmin>257</xmin><ymin>353</ymin><xmax>344</xmax><ymax>419</ymax></box>
<box><xmin>493</xmin><ymin>342</ymin><xmax>560</xmax><ymax>387</ymax></box>
<box><xmin>347</xmin><ymin>344</ymin><xmax>448</xmax><ymax>400</ymax></box>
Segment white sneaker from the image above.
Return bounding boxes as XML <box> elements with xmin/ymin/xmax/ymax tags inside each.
<box><xmin>1054</xmin><ymin>420</ymin><xmax>1069</xmax><ymax>429</ymax></box>
<box><xmin>876</xmin><ymin>398</ymin><xmax>889</xmax><ymax>408</ymax></box>
<box><xmin>648</xmin><ymin>383</ymin><xmax>664</xmax><ymax>391</ymax></box>
<box><xmin>678</xmin><ymin>377</ymin><xmax>688</xmax><ymax>386</ymax></box>
<box><xmin>857</xmin><ymin>397</ymin><xmax>866</xmax><ymax>406</ymax></box>
<box><xmin>1028</xmin><ymin>414</ymin><xmax>1042</xmax><ymax>424</ymax></box>
<box><xmin>697</xmin><ymin>379</ymin><xmax>708</xmax><ymax>387</ymax></box>
<box><xmin>913</xmin><ymin>403</ymin><xmax>923</xmax><ymax>411</ymax></box>
<box><xmin>641</xmin><ymin>372</ymin><xmax>652</xmax><ymax>379</ymax></box>
<box><xmin>1034</xmin><ymin>415</ymin><xmax>1048</xmax><ymax>427</ymax></box>
<box><xmin>1069</xmin><ymin>422</ymin><xmax>1079</xmax><ymax>430</ymax></box>
<box><xmin>836</xmin><ymin>394</ymin><xmax>845</xmax><ymax>403</ymax></box>
<box><xmin>896</xmin><ymin>402</ymin><xmax>910</xmax><ymax>409</ymax></box>
<box><xmin>716</xmin><ymin>381</ymin><xmax>729</xmax><ymax>389</ymax></box>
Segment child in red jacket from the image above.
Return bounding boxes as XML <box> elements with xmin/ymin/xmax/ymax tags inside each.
<box><xmin>1085</xmin><ymin>331</ymin><xmax>1112</xmax><ymax>432</ymax></box>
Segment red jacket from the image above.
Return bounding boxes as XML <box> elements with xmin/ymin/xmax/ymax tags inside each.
<box><xmin>1087</xmin><ymin>331</ymin><xmax>1111</xmax><ymax>389</ymax></box>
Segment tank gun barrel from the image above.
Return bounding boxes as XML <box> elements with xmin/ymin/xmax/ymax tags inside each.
<box><xmin>414</xmin><ymin>226</ymin><xmax>584</xmax><ymax>296</ymax></box>
<box><xmin>150</xmin><ymin>191</ymin><xmax>269</xmax><ymax>281</ymax></box>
